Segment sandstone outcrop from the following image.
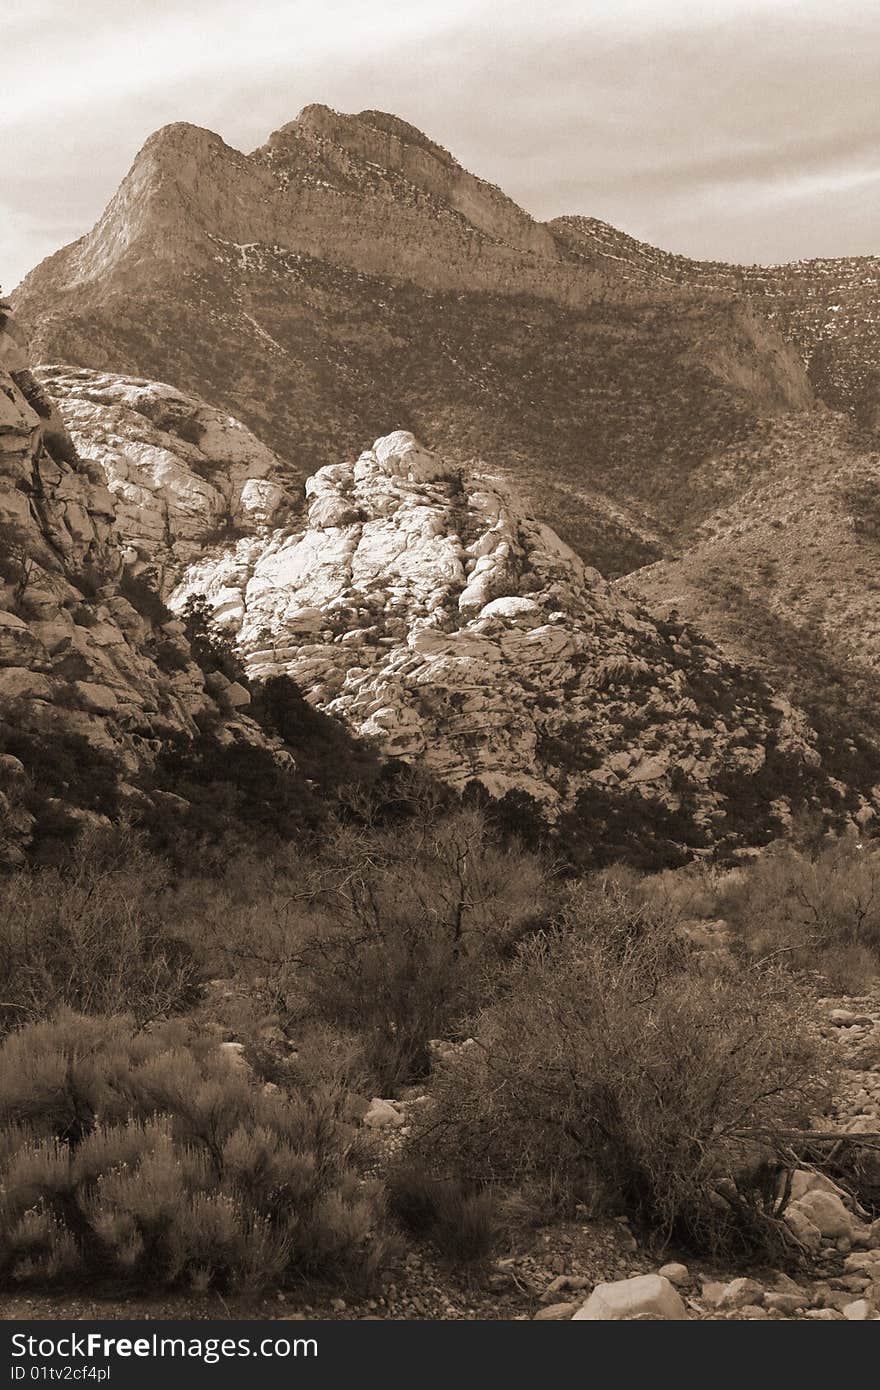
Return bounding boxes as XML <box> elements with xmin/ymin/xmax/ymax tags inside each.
<box><xmin>166</xmin><ymin>429</ymin><xmax>860</xmax><ymax>834</ymax></box>
<box><xmin>34</xmin><ymin>364</ymin><xmax>292</xmax><ymax>593</ymax></box>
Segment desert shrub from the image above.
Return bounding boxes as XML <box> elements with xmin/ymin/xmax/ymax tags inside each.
<box><xmin>140</xmin><ymin>733</ymin><xmax>324</xmax><ymax>864</ymax></box>
<box><xmin>200</xmin><ymin>805</ymin><xmax>552</xmax><ymax>1090</ymax></box>
<box><xmin>293</xmin><ymin>809</ymin><xmax>552</xmax><ymax>1090</ymax></box>
<box><xmin>721</xmin><ymin>834</ymin><xmax>880</xmax><ymax>977</ymax></box>
<box><xmin>616</xmin><ymin>860</ymin><xmax>724</xmax><ymax>922</ymax></box>
<box><xmin>71</xmin><ymin>603</ymin><xmax>98</xmax><ymax>628</ymax></box>
<box><xmin>461</xmin><ymin>781</ymin><xmax>550</xmax><ymax>853</ymax></box>
<box><xmin>152</xmin><ymin>637</ymin><xmax>191</xmax><ymax>674</ymax></box>
<box><xmin>556</xmin><ymin>783</ymin><xmax>706</xmax><ymax>872</ymax></box>
<box><xmin>0</xmin><ymin>520</ymin><xmax>35</xmax><ymax>603</ymax></box>
<box><xmin>407</xmin><ymin>877</ymin><xmax>826</xmax><ymax>1256</ymax></box>
<box><xmin>0</xmin><ymin>829</ymin><xmax>202</xmax><ymax>1033</ymax></box>
<box><xmin>0</xmin><ymin>1012</ymin><xmax>392</xmax><ymax>1292</ymax></box>
<box><xmin>386</xmin><ymin>1165</ymin><xmax>501</xmax><ymax>1271</ymax></box>
<box><xmin>817</xmin><ymin>942</ymin><xmax>879</xmax><ymax>995</ymax></box>
<box><xmin>0</xmin><ymin>719</ymin><xmax>121</xmax><ymax>821</ymax></box>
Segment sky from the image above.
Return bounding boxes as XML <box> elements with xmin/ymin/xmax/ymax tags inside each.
<box><xmin>2</xmin><ymin>0</ymin><xmax>879</xmax><ymax>290</ymax></box>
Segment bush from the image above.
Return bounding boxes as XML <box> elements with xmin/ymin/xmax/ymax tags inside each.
<box><xmin>179</xmin><ymin>595</ymin><xmax>247</xmax><ymax>683</ymax></box>
<box><xmin>118</xmin><ymin>570</ymin><xmax>173</xmax><ymax>627</ymax></box>
<box><xmin>292</xmin><ymin>809</ymin><xmax>552</xmax><ymax>1090</ymax></box>
<box><xmin>0</xmin><ymin>720</ymin><xmax>121</xmax><ymax>820</ymax></box>
<box><xmin>0</xmin><ymin>829</ymin><xmax>202</xmax><ymax>1033</ymax></box>
<box><xmin>0</xmin><ymin>1012</ymin><xmax>393</xmax><ymax>1292</ymax></box>
<box><xmin>251</xmin><ymin>674</ymin><xmax>384</xmax><ymax>795</ymax></box>
<box><xmin>152</xmin><ymin>638</ymin><xmax>191</xmax><ymax>674</ymax></box>
<box><xmin>407</xmin><ymin>877</ymin><xmax>827</xmax><ymax>1256</ymax></box>
<box><xmin>721</xmin><ymin>834</ymin><xmax>880</xmax><ymax>979</ymax></box>
<box><xmin>140</xmin><ymin>733</ymin><xmax>324</xmax><ymax>864</ymax></box>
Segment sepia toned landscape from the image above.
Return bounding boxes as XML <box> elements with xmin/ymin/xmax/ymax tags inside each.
<box><xmin>2</xmin><ymin>3</ymin><xmax>880</xmax><ymax>1328</ymax></box>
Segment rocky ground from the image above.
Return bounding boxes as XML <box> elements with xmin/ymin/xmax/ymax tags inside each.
<box><xmin>2</xmin><ymin>989</ymin><xmax>877</xmax><ymax>1324</ymax></box>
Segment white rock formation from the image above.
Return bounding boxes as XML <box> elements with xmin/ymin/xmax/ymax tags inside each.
<box><xmin>167</xmin><ymin>430</ymin><xmax>828</xmax><ymax>821</ymax></box>
<box><xmin>35</xmin><ymin>365</ymin><xmax>291</xmax><ymax>592</ymax></box>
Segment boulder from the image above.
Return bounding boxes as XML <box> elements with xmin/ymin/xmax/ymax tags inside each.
<box><xmin>224</xmin><ymin>681</ymin><xmax>251</xmax><ymax>709</ymax></box>
<box><xmin>657</xmin><ymin>1262</ymin><xmax>690</xmax><ymax>1288</ymax></box>
<box><xmin>0</xmin><ymin>667</ymin><xmax>52</xmax><ymax>701</ymax></box>
<box><xmin>843</xmin><ymin>1250</ymin><xmax>880</xmax><ymax>1274</ymax></box>
<box><xmin>573</xmin><ymin>1274</ymin><xmax>688</xmax><ymax>1321</ymax></box>
<box><xmin>712</xmin><ymin>1277</ymin><xmax>765</xmax><ymax>1311</ymax></box>
<box><xmin>843</xmin><ymin>1299</ymin><xmax>875</xmax><ymax>1320</ymax></box>
<box><xmin>789</xmin><ymin>1189</ymin><xmax>856</xmax><ymax>1241</ymax></box>
<box><xmin>533</xmin><ymin>1303</ymin><xmax>578</xmax><ymax>1321</ymax></box>
<box><xmin>783</xmin><ymin>1204</ymin><xmax>823</xmax><ymax>1252</ymax></box>
<box><xmin>788</xmin><ymin>1168</ymin><xmax>845</xmax><ymax>1203</ymax></box>
<box><xmin>363</xmin><ymin>1098</ymin><xmax>405</xmax><ymax>1129</ymax></box>
<box><xmin>72</xmin><ymin>680</ymin><xmax>119</xmax><ymax>714</ymax></box>
<box><xmin>219</xmin><ymin>1040</ymin><xmax>249</xmax><ymax>1071</ymax></box>
<box><xmin>765</xmin><ymin>1292</ymin><xmax>804</xmax><ymax>1315</ymax></box>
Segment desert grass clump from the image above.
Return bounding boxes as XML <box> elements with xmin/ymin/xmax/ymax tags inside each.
<box><xmin>0</xmin><ymin>1011</ymin><xmax>393</xmax><ymax>1293</ymax></box>
<box><xmin>386</xmin><ymin>1164</ymin><xmax>502</xmax><ymax>1273</ymax></box>
<box><xmin>405</xmin><ymin>877</ymin><xmax>828</xmax><ymax>1258</ymax></box>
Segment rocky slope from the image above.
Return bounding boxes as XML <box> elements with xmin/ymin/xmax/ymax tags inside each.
<box><xmin>11</xmin><ymin>105</ymin><xmax>814</xmax><ymax>579</ymax></box>
<box><xmin>625</xmin><ymin>411</ymin><xmax>880</xmax><ymax>746</ymax></box>
<box><xmin>14</xmin><ymin>329</ymin><xmax>880</xmax><ymax>854</ymax></box>
<box><xmin>554</xmin><ymin>217</ymin><xmax>880</xmax><ymax>427</ymax></box>
<box><xmin>0</xmin><ymin>304</ymin><xmax>295</xmax><ymax>864</ymax></box>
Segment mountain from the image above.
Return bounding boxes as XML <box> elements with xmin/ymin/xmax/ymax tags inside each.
<box><xmin>553</xmin><ymin>218</ymin><xmax>880</xmax><ymax>426</ymax></box>
<box><xmin>11</xmin><ymin>105</ymin><xmax>815</xmax><ymax>578</ymax></box>
<box><xmin>10</xmin><ymin>104</ymin><xmax>880</xmax><ymax>791</ymax></box>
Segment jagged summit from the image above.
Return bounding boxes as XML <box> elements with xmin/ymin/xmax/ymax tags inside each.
<box><xmin>17</xmin><ymin>103</ymin><xmax>569</xmax><ymax>304</ymax></box>
<box><xmin>267</xmin><ymin>104</ymin><xmax>458</xmax><ymax>167</ymax></box>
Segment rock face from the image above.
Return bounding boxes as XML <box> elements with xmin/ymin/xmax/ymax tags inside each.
<box><xmin>7</xmin><ymin>108</ymin><xmax>649</xmax><ymax>307</ymax></box>
<box><xmin>165</xmin><ymin>429</ymin><xmax>865</xmax><ymax>836</ymax></box>
<box><xmin>0</xmin><ymin>303</ymin><xmax>274</xmax><ymax>863</ymax></box>
<box><xmin>34</xmin><ymin>364</ymin><xmax>291</xmax><ymax>593</ymax></box>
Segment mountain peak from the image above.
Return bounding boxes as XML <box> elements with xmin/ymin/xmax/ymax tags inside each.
<box><xmin>267</xmin><ymin>103</ymin><xmax>459</xmax><ymax>170</ymax></box>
